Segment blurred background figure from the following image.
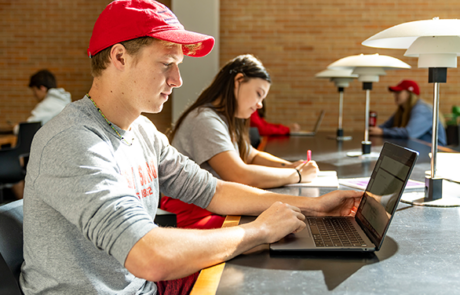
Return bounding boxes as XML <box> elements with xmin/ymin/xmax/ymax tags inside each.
<box><xmin>250</xmin><ymin>101</ymin><xmax>300</xmax><ymax>136</ymax></box>
<box><xmin>369</xmin><ymin>79</ymin><xmax>446</xmax><ymax>146</ymax></box>
<box><xmin>8</xmin><ymin>70</ymin><xmax>71</xmax><ymax>200</ymax></box>
<box><xmin>14</xmin><ymin>69</ymin><xmax>71</xmax><ymax>134</ymax></box>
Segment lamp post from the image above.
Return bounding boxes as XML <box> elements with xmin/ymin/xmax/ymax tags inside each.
<box><xmin>362</xmin><ymin>18</ymin><xmax>460</xmax><ymax>201</ymax></box>
<box><xmin>315</xmin><ymin>69</ymin><xmax>357</xmax><ymax>141</ymax></box>
<box><xmin>328</xmin><ymin>54</ymin><xmax>410</xmax><ymax>156</ymax></box>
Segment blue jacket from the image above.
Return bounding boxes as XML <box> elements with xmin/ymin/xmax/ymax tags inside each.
<box><xmin>379</xmin><ymin>99</ymin><xmax>447</xmax><ymax>146</ymax></box>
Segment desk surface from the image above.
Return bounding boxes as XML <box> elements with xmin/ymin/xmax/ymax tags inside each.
<box><xmin>211</xmin><ymin>131</ymin><xmax>460</xmax><ymax>294</ymax></box>
<box><xmin>0</xmin><ymin>134</ymin><xmax>16</xmax><ymax>147</ymax></box>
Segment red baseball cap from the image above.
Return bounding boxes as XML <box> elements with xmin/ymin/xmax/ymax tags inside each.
<box><xmin>87</xmin><ymin>0</ymin><xmax>215</xmax><ymax>58</ymax></box>
<box><xmin>388</xmin><ymin>80</ymin><xmax>420</xmax><ymax>96</ymax></box>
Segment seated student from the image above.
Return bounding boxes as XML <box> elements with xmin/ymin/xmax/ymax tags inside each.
<box><xmin>10</xmin><ymin>70</ymin><xmax>71</xmax><ymax>200</ymax></box>
<box><xmin>20</xmin><ymin>2</ymin><xmax>362</xmax><ymax>294</ymax></box>
<box><xmin>161</xmin><ymin>54</ymin><xmax>319</xmax><ymax>230</ymax></box>
<box><xmin>369</xmin><ymin>80</ymin><xmax>446</xmax><ymax>146</ymax></box>
<box><xmin>14</xmin><ymin>69</ymin><xmax>71</xmax><ymax>134</ymax></box>
<box><xmin>250</xmin><ymin>101</ymin><xmax>301</xmax><ymax>136</ymax></box>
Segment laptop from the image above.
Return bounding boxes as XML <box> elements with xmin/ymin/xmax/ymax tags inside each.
<box><xmin>290</xmin><ymin>110</ymin><xmax>325</xmax><ymax>136</ymax></box>
<box><xmin>270</xmin><ymin>142</ymin><xmax>419</xmax><ymax>252</ymax></box>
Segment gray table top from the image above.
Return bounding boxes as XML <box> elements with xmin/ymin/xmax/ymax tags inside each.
<box><xmin>216</xmin><ymin>131</ymin><xmax>460</xmax><ymax>295</ymax></box>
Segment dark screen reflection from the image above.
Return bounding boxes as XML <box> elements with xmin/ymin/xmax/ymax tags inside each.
<box><xmin>358</xmin><ymin>155</ymin><xmax>409</xmax><ymax>238</ymax></box>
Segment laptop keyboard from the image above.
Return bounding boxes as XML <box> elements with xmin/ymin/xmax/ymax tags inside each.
<box><xmin>307</xmin><ymin>217</ymin><xmax>368</xmax><ymax>247</ymax></box>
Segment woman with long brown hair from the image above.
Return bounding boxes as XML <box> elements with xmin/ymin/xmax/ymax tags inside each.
<box><xmin>161</xmin><ymin>54</ymin><xmax>319</xmax><ymax>229</ymax></box>
<box><xmin>369</xmin><ymin>79</ymin><xmax>446</xmax><ymax>146</ymax></box>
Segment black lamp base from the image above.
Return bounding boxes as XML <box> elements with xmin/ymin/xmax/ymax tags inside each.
<box><xmin>337</xmin><ymin>128</ymin><xmax>344</xmax><ymax>137</ymax></box>
<box><xmin>361</xmin><ymin>141</ymin><xmax>371</xmax><ymax>154</ymax></box>
<box><xmin>425</xmin><ymin>177</ymin><xmax>443</xmax><ymax>201</ymax></box>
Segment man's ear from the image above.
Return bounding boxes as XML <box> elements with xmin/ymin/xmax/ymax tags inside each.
<box><xmin>110</xmin><ymin>44</ymin><xmax>127</xmax><ymax>70</ymax></box>
<box><xmin>39</xmin><ymin>85</ymin><xmax>48</xmax><ymax>93</ymax></box>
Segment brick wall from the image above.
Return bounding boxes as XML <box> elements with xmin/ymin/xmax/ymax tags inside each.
<box><xmin>0</xmin><ymin>0</ymin><xmax>171</xmax><ymax>132</ymax></box>
<box><xmin>1</xmin><ymin>0</ymin><xmax>459</xmax><ymax>134</ymax></box>
<box><xmin>220</xmin><ymin>0</ymin><xmax>460</xmax><ymax>132</ymax></box>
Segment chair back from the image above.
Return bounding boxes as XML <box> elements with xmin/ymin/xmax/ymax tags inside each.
<box><xmin>0</xmin><ymin>122</ymin><xmax>41</xmax><ymax>185</ymax></box>
<box><xmin>15</xmin><ymin>122</ymin><xmax>42</xmax><ymax>156</ymax></box>
<box><xmin>249</xmin><ymin>127</ymin><xmax>261</xmax><ymax>148</ymax></box>
<box><xmin>0</xmin><ymin>200</ymin><xmax>24</xmax><ymax>295</ymax></box>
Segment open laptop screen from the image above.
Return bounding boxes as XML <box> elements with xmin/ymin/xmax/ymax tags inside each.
<box><xmin>312</xmin><ymin>110</ymin><xmax>325</xmax><ymax>133</ymax></box>
<box><xmin>356</xmin><ymin>142</ymin><xmax>418</xmax><ymax>249</ymax></box>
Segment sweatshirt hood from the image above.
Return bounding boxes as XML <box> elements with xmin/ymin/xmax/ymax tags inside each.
<box><xmin>47</xmin><ymin>88</ymin><xmax>72</xmax><ymax>103</ymax></box>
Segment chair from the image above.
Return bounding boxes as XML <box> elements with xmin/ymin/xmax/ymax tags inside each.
<box><xmin>154</xmin><ymin>208</ymin><xmax>177</xmax><ymax>227</ymax></box>
<box><xmin>446</xmin><ymin>125</ymin><xmax>459</xmax><ymax>146</ymax></box>
<box><xmin>0</xmin><ymin>200</ymin><xmax>24</xmax><ymax>295</ymax></box>
<box><xmin>0</xmin><ymin>122</ymin><xmax>41</xmax><ymax>202</ymax></box>
<box><xmin>249</xmin><ymin>127</ymin><xmax>261</xmax><ymax>149</ymax></box>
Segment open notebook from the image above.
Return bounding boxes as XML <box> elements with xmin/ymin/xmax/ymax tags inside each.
<box><xmin>285</xmin><ymin>171</ymin><xmax>339</xmax><ymax>188</ymax></box>
<box><xmin>339</xmin><ymin>177</ymin><xmax>424</xmax><ymax>190</ymax></box>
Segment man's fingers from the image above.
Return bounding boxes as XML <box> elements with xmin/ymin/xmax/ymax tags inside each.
<box><xmin>295</xmin><ymin>211</ymin><xmax>306</xmax><ymax>221</ymax></box>
<box><xmin>280</xmin><ymin>203</ymin><xmax>305</xmax><ymax>220</ymax></box>
<box><xmin>292</xmin><ymin>221</ymin><xmax>306</xmax><ymax>233</ymax></box>
<box><xmin>285</xmin><ymin>203</ymin><xmax>302</xmax><ymax>213</ymax></box>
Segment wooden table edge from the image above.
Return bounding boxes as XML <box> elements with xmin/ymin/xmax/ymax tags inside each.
<box><xmin>0</xmin><ymin>134</ymin><xmax>17</xmax><ymax>147</ymax></box>
<box><xmin>412</xmin><ymin>138</ymin><xmax>457</xmax><ymax>153</ymax></box>
<box><xmin>190</xmin><ymin>215</ymin><xmax>241</xmax><ymax>295</ymax></box>
<box><xmin>190</xmin><ymin>133</ymin><xmax>264</xmax><ymax>294</ymax></box>
<box><xmin>257</xmin><ymin>136</ymin><xmax>268</xmax><ymax>151</ymax></box>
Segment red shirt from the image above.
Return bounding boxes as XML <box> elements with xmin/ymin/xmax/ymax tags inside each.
<box><xmin>250</xmin><ymin>111</ymin><xmax>290</xmax><ymax>136</ymax></box>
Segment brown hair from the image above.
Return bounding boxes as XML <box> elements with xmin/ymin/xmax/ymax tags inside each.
<box><xmin>90</xmin><ymin>37</ymin><xmax>201</xmax><ymax>77</ymax></box>
<box><xmin>169</xmin><ymin>54</ymin><xmax>271</xmax><ymax>162</ymax></box>
<box><xmin>393</xmin><ymin>92</ymin><xmax>446</xmax><ymax>127</ymax></box>
<box><xmin>29</xmin><ymin>69</ymin><xmax>57</xmax><ymax>90</ymax></box>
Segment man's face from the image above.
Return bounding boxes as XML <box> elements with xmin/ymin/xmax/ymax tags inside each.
<box><xmin>124</xmin><ymin>40</ymin><xmax>184</xmax><ymax>114</ymax></box>
<box><xmin>30</xmin><ymin>86</ymin><xmax>48</xmax><ymax>102</ymax></box>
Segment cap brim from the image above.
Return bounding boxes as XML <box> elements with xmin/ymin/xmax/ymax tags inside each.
<box><xmin>150</xmin><ymin>29</ymin><xmax>215</xmax><ymax>58</ymax></box>
<box><xmin>389</xmin><ymin>86</ymin><xmax>403</xmax><ymax>92</ymax></box>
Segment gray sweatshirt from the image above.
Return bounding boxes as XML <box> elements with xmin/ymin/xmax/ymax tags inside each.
<box><xmin>20</xmin><ymin>96</ymin><xmax>217</xmax><ymax>294</ymax></box>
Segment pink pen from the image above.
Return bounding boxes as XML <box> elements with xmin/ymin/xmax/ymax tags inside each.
<box><xmin>307</xmin><ymin>150</ymin><xmax>312</xmax><ymax>162</ymax></box>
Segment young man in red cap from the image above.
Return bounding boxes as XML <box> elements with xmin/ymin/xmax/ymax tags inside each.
<box><xmin>369</xmin><ymin>79</ymin><xmax>446</xmax><ymax>146</ymax></box>
<box><xmin>20</xmin><ymin>1</ymin><xmax>361</xmax><ymax>294</ymax></box>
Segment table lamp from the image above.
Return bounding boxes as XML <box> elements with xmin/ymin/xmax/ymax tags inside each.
<box><xmin>328</xmin><ymin>54</ymin><xmax>410</xmax><ymax>156</ymax></box>
<box><xmin>315</xmin><ymin>69</ymin><xmax>358</xmax><ymax>141</ymax></box>
<box><xmin>362</xmin><ymin>17</ymin><xmax>460</xmax><ymax>202</ymax></box>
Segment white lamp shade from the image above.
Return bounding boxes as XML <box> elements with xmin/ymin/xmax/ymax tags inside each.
<box><xmin>315</xmin><ymin>69</ymin><xmax>358</xmax><ymax>87</ymax></box>
<box><xmin>328</xmin><ymin>54</ymin><xmax>410</xmax><ymax>82</ymax></box>
<box><xmin>362</xmin><ymin>18</ymin><xmax>460</xmax><ymax>48</ymax></box>
<box><xmin>362</xmin><ymin>18</ymin><xmax>460</xmax><ymax>68</ymax></box>
<box><xmin>315</xmin><ymin>69</ymin><xmax>358</xmax><ymax>79</ymax></box>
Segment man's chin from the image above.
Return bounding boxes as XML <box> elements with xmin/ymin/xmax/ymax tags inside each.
<box><xmin>145</xmin><ymin>104</ymin><xmax>164</xmax><ymax>114</ymax></box>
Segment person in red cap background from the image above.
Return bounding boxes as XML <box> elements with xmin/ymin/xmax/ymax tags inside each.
<box><xmin>369</xmin><ymin>79</ymin><xmax>447</xmax><ymax>146</ymax></box>
<box><xmin>20</xmin><ymin>1</ymin><xmax>362</xmax><ymax>294</ymax></box>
